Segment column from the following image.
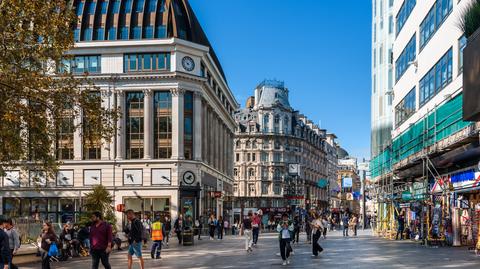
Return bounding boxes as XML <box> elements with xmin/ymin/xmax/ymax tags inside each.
<box><xmin>116</xmin><ymin>91</ymin><xmax>125</xmax><ymax>160</ymax></box>
<box><xmin>73</xmin><ymin>106</ymin><xmax>83</xmax><ymax>160</ymax></box>
<box><xmin>143</xmin><ymin>89</ymin><xmax>153</xmax><ymax>159</ymax></box>
<box><xmin>171</xmin><ymin>88</ymin><xmax>184</xmax><ymax>160</ymax></box>
<box><xmin>101</xmin><ymin>89</ymin><xmax>114</xmax><ymax>160</ymax></box>
<box><xmin>193</xmin><ymin>91</ymin><xmax>203</xmax><ymax>161</ymax></box>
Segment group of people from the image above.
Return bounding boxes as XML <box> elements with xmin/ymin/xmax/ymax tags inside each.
<box><xmin>0</xmin><ymin>217</ymin><xmax>20</xmax><ymax>269</ymax></box>
<box><xmin>238</xmin><ymin>210</ymin><xmax>328</xmax><ymax>266</ymax></box>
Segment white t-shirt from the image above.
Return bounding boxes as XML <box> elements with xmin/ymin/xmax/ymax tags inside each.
<box><xmin>281</xmin><ymin>228</ymin><xmax>290</xmax><ymax>239</ymax></box>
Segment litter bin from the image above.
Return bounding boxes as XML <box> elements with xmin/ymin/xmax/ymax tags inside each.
<box><xmin>182</xmin><ymin>228</ymin><xmax>194</xmax><ymax>246</ymax></box>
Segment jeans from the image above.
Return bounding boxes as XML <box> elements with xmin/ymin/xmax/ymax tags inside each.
<box><xmin>252</xmin><ymin>228</ymin><xmax>259</xmax><ymax>244</ymax></box>
<box><xmin>176</xmin><ymin>231</ymin><xmax>182</xmax><ymax>244</ymax></box>
<box><xmin>312</xmin><ymin>231</ymin><xmax>323</xmax><ymax>256</ymax></box>
<box><xmin>41</xmin><ymin>252</ymin><xmax>51</xmax><ymax>269</ymax></box>
<box><xmin>218</xmin><ymin>228</ymin><xmax>223</xmax><ymax>239</ymax></box>
<box><xmin>293</xmin><ymin>229</ymin><xmax>300</xmax><ymax>243</ymax></box>
<box><xmin>354</xmin><ymin>225</ymin><xmax>357</xmax><ymax>236</ymax></box>
<box><xmin>91</xmin><ymin>249</ymin><xmax>111</xmax><ymax>269</ymax></box>
<box><xmin>244</xmin><ymin>229</ymin><xmax>253</xmax><ymax>250</ymax></box>
<box><xmin>209</xmin><ymin>226</ymin><xmax>215</xmax><ymax>238</ymax></box>
<box><xmin>151</xmin><ymin>240</ymin><xmax>162</xmax><ymax>259</ymax></box>
<box><xmin>343</xmin><ymin>226</ymin><xmax>349</xmax><ymax>237</ymax></box>
<box><xmin>279</xmin><ymin>239</ymin><xmax>291</xmax><ymax>261</ymax></box>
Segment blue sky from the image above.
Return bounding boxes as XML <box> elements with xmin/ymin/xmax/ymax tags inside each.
<box><xmin>190</xmin><ymin>0</ymin><xmax>372</xmax><ymax>160</ymax></box>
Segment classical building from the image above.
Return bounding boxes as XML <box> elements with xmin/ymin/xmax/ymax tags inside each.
<box><xmin>232</xmin><ymin>80</ymin><xmax>333</xmax><ymax>220</ymax></box>
<box><xmin>0</xmin><ymin>0</ymin><xmax>238</xmax><ymax>227</ymax></box>
<box><xmin>337</xmin><ymin>157</ymin><xmax>361</xmax><ymax>214</ymax></box>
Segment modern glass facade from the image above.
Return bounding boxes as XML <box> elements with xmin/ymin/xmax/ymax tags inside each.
<box><xmin>419</xmin><ymin>0</ymin><xmax>453</xmax><ymax>49</ymax></box>
<box><xmin>395</xmin><ymin>34</ymin><xmax>416</xmax><ymax>82</ymax></box>
<box><xmin>396</xmin><ymin>0</ymin><xmax>416</xmax><ymax>36</ymax></box>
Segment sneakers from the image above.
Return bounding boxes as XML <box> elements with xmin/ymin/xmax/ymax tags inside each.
<box><xmin>287</xmin><ymin>259</ymin><xmax>291</xmax><ymax>265</ymax></box>
<box><xmin>282</xmin><ymin>261</ymin><xmax>287</xmax><ymax>266</ymax></box>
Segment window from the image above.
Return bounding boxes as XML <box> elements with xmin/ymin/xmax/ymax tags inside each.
<box><xmin>126</xmin><ymin>92</ymin><xmax>144</xmax><ymax>159</ymax></box>
<box><xmin>60</xmin><ymin>55</ymin><xmax>101</xmax><ymax>74</ymax></box>
<box><xmin>154</xmin><ymin>91</ymin><xmax>172</xmax><ymax>159</ymax></box>
<box><xmin>86</xmin><ymin>0</ymin><xmax>96</xmax><ymax>14</ymax></box>
<box><xmin>261</xmin><ymin>182</ymin><xmax>268</xmax><ymax>195</ymax></box>
<box><xmin>273</xmin><ymin>184</ymin><xmax>281</xmax><ymax>195</ymax></box>
<box><xmin>236</xmin><ymin>153</ymin><xmax>240</xmax><ymax>162</ymax></box>
<box><xmin>107</xmin><ymin>28</ymin><xmax>117</xmax><ymax>40</ymax></box>
<box><xmin>155</xmin><ymin>25</ymin><xmax>167</xmax><ymax>38</ymax></box>
<box><xmin>395</xmin><ymin>87</ymin><xmax>416</xmax><ymax>127</ymax></box>
<box><xmin>146</xmin><ymin>0</ymin><xmax>156</xmax><ymax>12</ymax></box>
<box><xmin>389</xmin><ymin>16</ymin><xmax>393</xmax><ymax>34</ymax></box>
<box><xmin>420</xmin><ymin>0</ymin><xmax>453</xmax><ymax>49</ymax></box>
<box><xmin>82</xmin><ymin>28</ymin><xmax>93</xmax><ymax>41</ymax></box>
<box><xmin>273</xmin><ymin>153</ymin><xmax>281</xmax><ymax>162</ymax></box>
<box><xmin>419</xmin><ymin>48</ymin><xmax>453</xmax><ymax>106</ymax></box>
<box><xmin>395</xmin><ymin>34</ymin><xmax>416</xmax><ymax>82</ymax></box>
<box><xmin>248</xmin><ymin>168</ymin><xmax>255</xmax><ymax>177</ymax></box>
<box><xmin>261</xmin><ymin>152</ymin><xmax>268</xmax><ymax>162</ymax></box>
<box><xmin>263</xmin><ymin>114</ymin><xmax>269</xmax><ymax>132</ymax></box>
<box><xmin>132</xmin><ymin>26</ymin><xmax>141</xmax><ymax>39</ymax></box>
<box><xmin>112</xmin><ymin>0</ymin><xmax>121</xmax><ymax>13</ymax></box>
<box><xmin>83</xmin><ymin>92</ymin><xmax>102</xmax><ymax>160</ymax></box>
<box><xmin>459</xmin><ymin>35</ymin><xmax>467</xmax><ymax>73</ymax></box>
<box><xmin>184</xmin><ymin>91</ymin><xmax>193</xmax><ymax>160</ymax></box>
<box><xmin>234</xmin><ymin>169</ymin><xmax>238</xmax><ymax>177</ymax></box>
<box><xmin>124</xmin><ymin>0</ymin><xmax>133</xmax><ymax>12</ymax></box>
<box><xmin>76</xmin><ymin>2</ymin><xmax>84</xmax><ymax>16</ymax></box>
<box><xmin>100</xmin><ymin>0</ymin><xmax>108</xmax><ymax>14</ymax></box>
<box><xmin>396</xmin><ymin>0</ymin><xmax>416</xmax><ymax>35</ymax></box>
<box><xmin>124</xmin><ymin>53</ymin><xmax>170</xmax><ymax>72</ymax></box>
<box><xmin>134</xmin><ymin>0</ymin><xmax>144</xmax><ymax>12</ymax></box>
<box><xmin>252</xmin><ymin>140</ymin><xmax>257</xmax><ymax>149</ymax></box>
<box><xmin>379</xmin><ymin>45</ymin><xmax>383</xmax><ymax>64</ymax></box>
<box><xmin>252</xmin><ymin>153</ymin><xmax>256</xmax><ymax>162</ymax></box>
<box><xmin>247</xmin><ymin>153</ymin><xmax>251</xmax><ymax>162</ymax></box>
<box><xmin>143</xmin><ymin>25</ymin><xmax>154</xmax><ymax>38</ymax></box>
<box><xmin>56</xmin><ymin>109</ymin><xmax>74</xmax><ymax>160</ymax></box>
<box><xmin>120</xmin><ymin>26</ymin><xmax>129</xmax><ymax>40</ymax></box>
<box><xmin>94</xmin><ymin>28</ymin><xmax>105</xmax><ymax>40</ymax></box>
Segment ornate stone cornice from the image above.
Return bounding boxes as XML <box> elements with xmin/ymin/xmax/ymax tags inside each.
<box><xmin>170</xmin><ymin>88</ymin><xmax>185</xmax><ymax>96</ymax></box>
<box><xmin>142</xmin><ymin>89</ymin><xmax>153</xmax><ymax>97</ymax></box>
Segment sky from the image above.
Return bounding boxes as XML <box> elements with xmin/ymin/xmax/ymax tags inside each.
<box><xmin>190</xmin><ymin>0</ymin><xmax>372</xmax><ymax>161</ymax></box>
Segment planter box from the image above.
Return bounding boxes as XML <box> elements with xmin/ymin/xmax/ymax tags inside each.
<box><xmin>463</xmin><ymin>27</ymin><xmax>480</xmax><ymax>121</ymax></box>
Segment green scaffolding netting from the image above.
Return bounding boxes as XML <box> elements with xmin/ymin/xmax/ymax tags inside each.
<box><xmin>371</xmin><ymin>93</ymin><xmax>472</xmax><ymax>179</ymax></box>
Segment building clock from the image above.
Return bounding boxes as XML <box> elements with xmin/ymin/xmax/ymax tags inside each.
<box><xmin>183</xmin><ymin>171</ymin><xmax>196</xmax><ymax>185</ymax></box>
<box><xmin>181</xmin><ymin>56</ymin><xmax>195</xmax><ymax>72</ymax></box>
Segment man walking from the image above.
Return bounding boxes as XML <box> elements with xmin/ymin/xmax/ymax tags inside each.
<box><xmin>125</xmin><ymin>210</ymin><xmax>145</xmax><ymax>269</ymax></box>
<box><xmin>342</xmin><ymin>213</ymin><xmax>350</xmax><ymax>237</ymax></box>
<box><xmin>277</xmin><ymin>213</ymin><xmax>294</xmax><ymax>266</ymax></box>
<box><xmin>150</xmin><ymin>216</ymin><xmax>165</xmax><ymax>260</ymax></box>
<box><xmin>241</xmin><ymin>211</ymin><xmax>254</xmax><ymax>252</ymax></box>
<box><xmin>4</xmin><ymin>219</ymin><xmax>19</xmax><ymax>269</ymax></box>
<box><xmin>396</xmin><ymin>212</ymin><xmax>405</xmax><ymax>240</ymax></box>
<box><xmin>0</xmin><ymin>218</ymin><xmax>11</xmax><ymax>269</ymax></box>
<box><xmin>89</xmin><ymin>212</ymin><xmax>113</xmax><ymax>269</ymax></box>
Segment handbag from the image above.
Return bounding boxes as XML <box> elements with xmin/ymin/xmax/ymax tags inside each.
<box><xmin>48</xmin><ymin>242</ymin><xmax>59</xmax><ymax>257</ymax></box>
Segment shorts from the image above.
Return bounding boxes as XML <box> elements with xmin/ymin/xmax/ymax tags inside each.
<box><xmin>128</xmin><ymin>242</ymin><xmax>143</xmax><ymax>257</ymax></box>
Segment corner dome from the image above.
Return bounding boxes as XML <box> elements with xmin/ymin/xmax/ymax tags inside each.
<box><xmin>73</xmin><ymin>0</ymin><xmax>226</xmax><ymax>80</ymax></box>
<box><xmin>256</xmin><ymin>80</ymin><xmax>291</xmax><ymax>110</ymax></box>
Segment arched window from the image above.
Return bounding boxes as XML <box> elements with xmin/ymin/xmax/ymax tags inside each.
<box><xmin>235</xmin><ymin>140</ymin><xmax>240</xmax><ymax>149</ymax></box>
<box><xmin>246</xmin><ymin>140</ymin><xmax>251</xmax><ymax>148</ymax></box>
<box><xmin>248</xmin><ymin>168</ymin><xmax>255</xmax><ymax>177</ymax></box>
<box><xmin>234</xmin><ymin>168</ymin><xmax>238</xmax><ymax>177</ymax></box>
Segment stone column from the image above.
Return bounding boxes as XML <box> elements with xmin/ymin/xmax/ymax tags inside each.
<box><xmin>171</xmin><ymin>88</ymin><xmax>184</xmax><ymax>160</ymax></box>
<box><xmin>143</xmin><ymin>89</ymin><xmax>153</xmax><ymax>159</ymax></box>
<box><xmin>115</xmin><ymin>91</ymin><xmax>125</xmax><ymax>160</ymax></box>
<box><xmin>193</xmin><ymin>91</ymin><xmax>203</xmax><ymax>161</ymax></box>
<box><xmin>73</xmin><ymin>106</ymin><xmax>83</xmax><ymax>160</ymax></box>
<box><xmin>101</xmin><ymin>89</ymin><xmax>114</xmax><ymax>160</ymax></box>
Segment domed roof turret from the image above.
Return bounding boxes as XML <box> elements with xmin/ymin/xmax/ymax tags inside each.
<box><xmin>73</xmin><ymin>0</ymin><xmax>226</xmax><ymax>80</ymax></box>
<box><xmin>256</xmin><ymin>80</ymin><xmax>291</xmax><ymax>110</ymax></box>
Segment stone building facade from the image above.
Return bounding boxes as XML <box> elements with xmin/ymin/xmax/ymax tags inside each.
<box><xmin>232</xmin><ymin>80</ymin><xmax>336</xmax><ymax>219</ymax></box>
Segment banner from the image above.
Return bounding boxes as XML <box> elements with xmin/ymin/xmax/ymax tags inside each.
<box><xmin>343</xmin><ymin>177</ymin><xmax>353</xmax><ymax>188</ymax></box>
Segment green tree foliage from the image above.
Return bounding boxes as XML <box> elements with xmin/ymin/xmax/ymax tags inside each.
<box><xmin>0</xmin><ymin>0</ymin><xmax>117</xmax><ymax>184</ymax></box>
<box><xmin>81</xmin><ymin>185</ymin><xmax>117</xmax><ymax>228</ymax></box>
<box><xmin>459</xmin><ymin>0</ymin><xmax>480</xmax><ymax>38</ymax></box>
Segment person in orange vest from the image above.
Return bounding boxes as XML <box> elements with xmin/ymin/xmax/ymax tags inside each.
<box><xmin>150</xmin><ymin>216</ymin><xmax>165</xmax><ymax>260</ymax></box>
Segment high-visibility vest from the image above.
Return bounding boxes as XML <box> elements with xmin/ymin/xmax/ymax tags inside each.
<box><xmin>151</xmin><ymin>221</ymin><xmax>164</xmax><ymax>241</ymax></box>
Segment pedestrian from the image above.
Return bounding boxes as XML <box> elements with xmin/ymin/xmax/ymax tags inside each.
<box><xmin>124</xmin><ymin>210</ymin><xmax>145</xmax><ymax>269</ymax></box>
<box><xmin>252</xmin><ymin>212</ymin><xmax>260</xmax><ymax>246</ymax></box>
<box><xmin>305</xmin><ymin>211</ymin><xmax>313</xmax><ymax>243</ymax></box>
<box><xmin>350</xmin><ymin>214</ymin><xmax>358</xmax><ymax>237</ymax></box>
<box><xmin>342</xmin><ymin>213</ymin><xmax>350</xmax><ymax>237</ymax></box>
<box><xmin>89</xmin><ymin>211</ymin><xmax>113</xmax><ymax>269</ymax></box>
<box><xmin>141</xmin><ymin>215</ymin><xmax>151</xmax><ymax>247</ymax></box>
<box><xmin>217</xmin><ymin>216</ymin><xmax>224</xmax><ymax>240</ymax></box>
<box><xmin>277</xmin><ymin>213</ymin><xmax>294</xmax><ymax>266</ymax></box>
<box><xmin>208</xmin><ymin>214</ymin><xmax>216</xmax><ymax>240</ymax></box>
<box><xmin>0</xmin><ymin>218</ymin><xmax>12</xmax><ymax>269</ymax></box>
<box><xmin>3</xmin><ymin>218</ymin><xmax>19</xmax><ymax>269</ymax></box>
<box><xmin>232</xmin><ymin>219</ymin><xmax>238</xmax><ymax>236</ymax></box>
<box><xmin>78</xmin><ymin>225</ymin><xmax>91</xmax><ymax>251</ymax></box>
<box><xmin>241</xmin><ymin>211</ymin><xmax>254</xmax><ymax>252</ymax></box>
<box><xmin>292</xmin><ymin>216</ymin><xmax>300</xmax><ymax>245</ymax></box>
<box><xmin>321</xmin><ymin>216</ymin><xmax>328</xmax><ymax>239</ymax></box>
<box><xmin>112</xmin><ymin>232</ymin><xmax>122</xmax><ymax>251</ymax></box>
<box><xmin>164</xmin><ymin>216</ymin><xmax>171</xmax><ymax>246</ymax></box>
<box><xmin>40</xmin><ymin>221</ymin><xmax>57</xmax><ymax>269</ymax></box>
<box><xmin>195</xmin><ymin>216</ymin><xmax>203</xmax><ymax>240</ymax></box>
<box><xmin>223</xmin><ymin>218</ymin><xmax>230</xmax><ymax>236</ymax></box>
<box><xmin>150</xmin><ymin>216</ymin><xmax>165</xmax><ymax>260</ymax></box>
<box><xmin>396</xmin><ymin>212</ymin><xmax>405</xmax><ymax>240</ymax></box>
<box><xmin>173</xmin><ymin>214</ymin><xmax>184</xmax><ymax>245</ymax></box>
<box><xmin>311</xmin><ymin>213</ymin><xmax>324</xmax><ymax>257</ymax></box>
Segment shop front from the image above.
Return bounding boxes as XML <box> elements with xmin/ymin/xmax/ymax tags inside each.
<box><xmin>123</xmin><ymin>197</ymin><xmax>171</xmax><ymax>221</ymax></box>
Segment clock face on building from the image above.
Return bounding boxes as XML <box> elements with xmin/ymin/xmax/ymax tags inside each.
<box><xmin>181</xmin><ymin>56</ymin><xmax>195</xmax><ymax>72</ymax></box>
<box><xmin>183</xmin><ymin>171</ymin><xmax>196</xmax><ymax>185</ymax></box>
<box><xmin>289</xmin><ymin>164</ymin><xmax>299</xmax><ymax>175</ymax></box>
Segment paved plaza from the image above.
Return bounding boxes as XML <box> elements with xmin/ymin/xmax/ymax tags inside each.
<box><xmin>21</xmin><ymin>230</ymin><xmax>480</xmax><ymax>269</ymax></box>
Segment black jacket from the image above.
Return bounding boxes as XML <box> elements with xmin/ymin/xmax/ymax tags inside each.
<box><xmin>0</xmin><ymin>230</ymin><xmax>11</xmax><ymax>265</ymax></box>
<box><xmin>125</xmin><ymin>218</ymin><xmax>143</xmax><ymax>244</ymax></box>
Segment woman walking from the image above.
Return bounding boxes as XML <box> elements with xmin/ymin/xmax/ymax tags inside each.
<box><xmin>277</xmin><ymin>213</ymin><xmax>294</xmax><ymax>266</ymax></box>
<box><xmin>217</xmin><ymin>216</ymin><xmax>224</xmax><ymax>240</ymax></box>
<box><xmin>40</xmin><ymin>221</ymin><xmax>58</xmax><ymax>269</ymax></box>
<box><xmin>311</xmin><ymin>213</ymin><xmax>324</xmax><ymax>257</ymax></box>
<box><xmin>208</xmin><ymin>215</ymin><xmax>216</xmax><ymax>240</ymax></box>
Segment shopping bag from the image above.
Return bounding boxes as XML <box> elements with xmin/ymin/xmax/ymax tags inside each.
<box><xmin>48</xmin><ymin>242</ymin><xmax>59</xmax><ymax>257</ymax></box>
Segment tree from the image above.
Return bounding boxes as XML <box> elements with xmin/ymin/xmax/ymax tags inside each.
<box><xmin>82</xmin><ymin>185</ymin><xmax>117</xmax><ymax>228</ymax></box>
<box><xmin>0</xmin><ymin>0</ymin><xmax>117</xmax><ymax>183</ymax></box>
